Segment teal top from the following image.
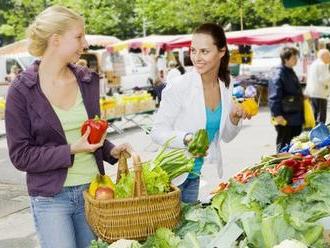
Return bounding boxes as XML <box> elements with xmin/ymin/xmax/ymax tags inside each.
<box><xmin>188</xmin><ymin>103</ymin><xmax>222</xmax><ymax>179</ymax></box>
<box><xmin>51</xmin><ymin>90</ymin><xmax>99</xmax><ymax>186</ymax></box>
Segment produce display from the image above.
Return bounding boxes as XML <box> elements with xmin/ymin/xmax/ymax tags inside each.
<box><xmin>100</xmin><ymin>91</ymin><xmax>156</xmax><ymax>120</ymax></box>
<box><xmin>81</xmin><ymin>116</ymin><xmax>109</xmax><ymax>144</ymax></box>
<box><xmin>89</xmin><ymin>125</ymin><xmax>330</xmax><ymax>248</ymax></box>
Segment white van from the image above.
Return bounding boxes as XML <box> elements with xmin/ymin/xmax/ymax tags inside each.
<box><xmin>103</xmin><ymin>51</ymin><xmax>154</xmax><ymax>91</ymax></box>
<box><xmin>0</xmin><ymin>50</ymin><xmax>154</xmax><ymax>93</ymax></box>
<box><xmin>0</xmin><ymin>53</ymin><xmax>35</xmax><ymax>97</ymax></box>
<box><xmin>0</xmin><ymin>52</ymin><xmax>35</xmax><ymax>83</ymax></box>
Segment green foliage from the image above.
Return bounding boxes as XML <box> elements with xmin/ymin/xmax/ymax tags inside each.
<box><xmin>142</xmin><ymin>228</ymin><xmax>182</xmax><ymax>248</ymax></box>
<box><xmin>1</xmin><ymin>0</ymin><xmax>330</xmax><ymax>44</ymax></box>
<box><xmin>115</xmin><ymin>172</ymin><xmax>134</xmax><ymax>198</ymax></box>
<box><xmin>142</xmin><ymin>163</ymin><xmax>170</xmax><ymax>195</ymax></box>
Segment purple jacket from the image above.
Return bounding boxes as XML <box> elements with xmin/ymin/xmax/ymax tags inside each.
<box><xmin>5</xmin><ymin>61</ymin><xmax>117</xmax><ymax>197</ymax></box>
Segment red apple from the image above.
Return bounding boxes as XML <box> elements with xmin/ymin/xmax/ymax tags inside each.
<box><xmin>95</xmin><ymin>187</ymin><xmax>114</xmax><ymax>200</ymax></box>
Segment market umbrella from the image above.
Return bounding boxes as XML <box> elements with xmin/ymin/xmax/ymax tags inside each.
<box><xmin>166</xmin><ymin>25</ymin><xmax>319</xmax><ymax>48</ymax></box>
<box><xmin>106</xmin><ymin>35</ymin><xmax>186</xmax><ymax>53</ymax></box>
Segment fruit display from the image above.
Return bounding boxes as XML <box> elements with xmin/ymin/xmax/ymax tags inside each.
<box><xmin>100</xmin><ymin>91</ymin><xmax>156</xmax><ymax>120</ymax></box>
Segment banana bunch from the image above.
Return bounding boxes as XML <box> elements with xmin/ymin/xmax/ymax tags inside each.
<box><xmin>89</xmin><ymin>174</ymin><xmax>115</xmax><ymax>198</ymax></box>
<box><xmin>241</xmin><ymin>98</ymin><xmax>259</xmax><ymax>116</ymax></box>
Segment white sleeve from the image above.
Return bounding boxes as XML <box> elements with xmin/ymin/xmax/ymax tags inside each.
<box><xmin>166</xmin><ymin>69</ymin><xmax>181</xmax><ymax>83</ymax></box>
<box><xmin>221</xmin><ymin>97</ymin><xmax>242</xmax><ymax>143</ymax></box>
<box><xmin>151</xmin><ymin>82</ymin><xmax>187</xmax><ymax>148</ymax></box>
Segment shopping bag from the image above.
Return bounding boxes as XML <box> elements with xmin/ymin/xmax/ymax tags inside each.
<box><xmin>303</xmin><ymin>99</ymin><xmax>316</xmax><ymax>129</ymax></box>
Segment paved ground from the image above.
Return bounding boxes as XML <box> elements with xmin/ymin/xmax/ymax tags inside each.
<box><xmin>0</xmin><ymin>107</ymin><xmax>318</xmax><ymax>248</ymax></box>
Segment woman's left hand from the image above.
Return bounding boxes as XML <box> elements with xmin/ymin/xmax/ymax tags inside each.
<box><xmin>230</xmin><ymin>102</ymin><xmax>252</xmax><ymax>125</ymax></box>
<box><xmin>110</xmin><ymin>143</ymin><xmax>133</xmax><ymax>159</ymax></box>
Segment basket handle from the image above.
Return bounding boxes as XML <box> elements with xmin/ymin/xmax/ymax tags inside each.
<box><xmin>116</xmin><ymin>151</ymin><xmax>130</xmax><ymax>183</ymax></box>
<box><xmin>116</xmin><ymin>151</ymin><xmax>147</xmax><ymax>197</ymax></box>
<box><xmin>132</xmin><ymin>153</ymin><xmax>147</xmax><ymax>197</ymax></box>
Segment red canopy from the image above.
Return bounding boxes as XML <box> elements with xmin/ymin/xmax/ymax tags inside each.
<box><xmin>166</xmin><ymin>25</ymin><xmax>320</xmax><ymax>48</ymax></box>
<box><xmin>107</xmin><ymin>35</ymin><xmax>185</xmax><ymax>52</ymax></box>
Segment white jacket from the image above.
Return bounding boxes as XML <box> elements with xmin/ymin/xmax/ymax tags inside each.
<box><xmin>305</xmin><ymin>58</ymin><xmax>330</xmax><ymax>99</ymax></box>
<box><xmin>151</xmin><ymin>69</ymin><xmax>241</xmax><ymax>178</ymax></box>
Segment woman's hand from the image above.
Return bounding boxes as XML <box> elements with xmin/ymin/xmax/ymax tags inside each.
<box><xmin>230</xmin><ymin>102</ymin><xmax>252</xmax><ymax>125</ymax></box>
<box><xmin>274</xmin><ymin>115</ymin><xmax>287</xmax><ymax>126</ymax></box>
<box><xmin>70</xmin><ymin>127</ymin><xmax>107</xmax><ymax>154</ymax></box>
<box><xmin>110</xmin><ymin>143</ymin><xmax>133</xmax><ymax>159</ymax></box>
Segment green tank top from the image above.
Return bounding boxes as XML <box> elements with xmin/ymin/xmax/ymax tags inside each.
<box><xmin>52</xmin><ymin>90</ymin><xmax>99</xmax><ymax>186</ymax></box>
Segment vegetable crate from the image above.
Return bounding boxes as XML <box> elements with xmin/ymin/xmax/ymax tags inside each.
<box><xmin>83</xmin><ymin>153</ymin><xmax>181</xmax><ymax>243</ymax></box>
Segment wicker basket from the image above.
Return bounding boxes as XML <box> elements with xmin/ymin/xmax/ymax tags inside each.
<box><xmin>83</xmin><ymin>153</ymin><xmax>181</xmax><ymax>243</ymax></box>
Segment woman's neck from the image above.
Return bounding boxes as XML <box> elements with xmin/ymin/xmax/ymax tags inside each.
<box><xmin>39</xmin><ymin>56</ymin><xmax>69</xmax><ymax>85</ymax></box>
<box><xmin>201</xmin><ymin>71</ymin><xmax>218</xmax><ymax>88</ymax></box>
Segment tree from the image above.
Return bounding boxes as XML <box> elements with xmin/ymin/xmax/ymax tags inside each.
<box><xmin>54</xmin><ymin>0</ymin><xmax>138</xmax><ymax>39</ymax></box>
<box><xmin>1</xmin><ymin>0</ymin><xmax>330</xmax><ymax>43</ymax></box>
<box><xmin>0</xmin><ymin>0</ymin><xmax>48</xmax><ymax>42</ymax></box>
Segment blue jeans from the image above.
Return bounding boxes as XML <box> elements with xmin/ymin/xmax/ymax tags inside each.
<box><xmin>178</xmin><ymin>177</ymin><xmax>200</xmax><ymax>203</ymax></box>
<box><xmin>30</xmin><ymin>184</ymin><xmax>95</xmax><ymax>248</ymax></box>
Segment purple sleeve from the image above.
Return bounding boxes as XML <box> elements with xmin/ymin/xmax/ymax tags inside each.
<box><xmin>5</xmin><ymin>86</ymin><xmax>73</xmax><ymax>173</ymax></box>
<box><xmin>102</xmin><ymin>139</ymin><xmax>118</xmax><ymax>164</ymax></box>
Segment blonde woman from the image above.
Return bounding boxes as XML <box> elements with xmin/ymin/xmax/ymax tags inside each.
<box><xmin>5</xmin><ymin>6</ymin><xmax>130</xmax><ymax>248</ymax></box>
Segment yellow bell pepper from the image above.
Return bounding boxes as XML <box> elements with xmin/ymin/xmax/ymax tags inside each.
<box><xmin>241</xmin><ymin>98</ymin><xmax>259</xmax><ymax>116</ymax></box>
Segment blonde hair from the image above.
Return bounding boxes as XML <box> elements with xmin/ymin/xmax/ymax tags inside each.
<box><xmin>26</xmin><ymin>5</ymin><xmax>84</xmax><ymax>57</ymax></box>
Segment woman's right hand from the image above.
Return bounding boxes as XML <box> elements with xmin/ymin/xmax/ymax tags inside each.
<box><xmin>70</xmin><ymin>127</ymin><xmax>106</xmax><ymax>154</ymax></box>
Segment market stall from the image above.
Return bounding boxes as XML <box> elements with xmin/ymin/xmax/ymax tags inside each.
<box><xmin>99</xmin><ymin>91</ymin><xmax>156</xmax><ymax>134</ymax></box>
<box><xmin>88</xmin><ymin>123</ymin><xmax>330</xmax><ymax>248</ymax></box>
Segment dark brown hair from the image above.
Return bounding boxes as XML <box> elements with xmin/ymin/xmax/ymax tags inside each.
<box><xmin>280</xmin><ymin>46</ymin><xmax>299</xmax><ymax>65</ymax></box>
<box><xmin>193</xmin><ymin>23</ymin><xmax>230</xmax><ymax>88</ymax></box>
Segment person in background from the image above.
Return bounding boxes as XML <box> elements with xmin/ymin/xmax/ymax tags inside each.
<box><xmin>305</xmin><ymin>49</ymin><xmax>330</xmax><ymax>124</ymax></box>
<box><xmin>5</xmin><ymin>6</ymin><xmax>131</xmax><ymax>248</ymax></box>
<box><xmin>5</xmin><ymin>64</ymin><xmax>20</xmax><ymax>83</ymax></box>
<box><xmin>156</xmin><ymin>54</ymin><xmax>166</xmax><ymax>83</ymax></box>
<box><xmin>151</xmin><ymin>23</ymin><xmax>251</xmax><ymax>203</ymax></box>
<box><xmin>166</xmin><ymin>56</ymin><xmax>186</xmax><ymax>83</ymax></box>
<box><xmin>268</xmin><ymin>46</ymin><xmax>304</xmax><ymax>153</ymax></box>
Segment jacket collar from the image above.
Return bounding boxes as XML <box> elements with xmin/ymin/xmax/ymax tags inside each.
<box><xmin>20</xmin><ymin>60</ymin><xmax>96</xmax><ymax>140</ymax></box>
<box><xmin>20</xmin><ymin>60</ymin><xmax>94</xmax><ymax>88</ymax></box>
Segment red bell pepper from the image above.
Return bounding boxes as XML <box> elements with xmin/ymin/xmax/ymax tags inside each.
<box><xmin>81</xmin><ymin>116</ymin><xmax>108</xmax><ymax>144</ymax></box>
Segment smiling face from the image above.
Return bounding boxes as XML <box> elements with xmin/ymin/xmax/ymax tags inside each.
<box><xmin>190</xmin><ymin>33</ymin><xmax>226</xmax><ymax>76</ymax></box>
<box><xmin>56</xmin><ymin>21</ymin><xmax>89</xmax><ymax>64</ymax></box>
